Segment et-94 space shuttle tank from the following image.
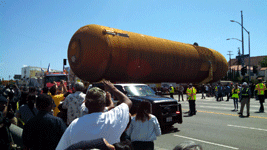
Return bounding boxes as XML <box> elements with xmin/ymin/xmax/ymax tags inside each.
<box><xmin>68</xmin><ymin>24</ymin><xmax>228</xmax><ymax>83</ymax></box>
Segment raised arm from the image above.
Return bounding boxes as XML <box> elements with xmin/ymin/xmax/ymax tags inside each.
<box><xmin>102</xmin><ymin>80</ymin><xmax>132</xmax><ymax>109</ymax></box>
<box><xmin>105</xmin><ymin>92</ymin><xmax>115</xmax><ymax>111</ymax></box>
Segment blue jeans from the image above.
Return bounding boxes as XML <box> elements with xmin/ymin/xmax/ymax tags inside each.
<box><xmin>233</xmin><ymin>98</ymin><xmax>238</xmax><ymax>110</ymax></box>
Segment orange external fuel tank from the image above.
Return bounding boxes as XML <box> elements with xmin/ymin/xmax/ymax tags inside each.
<box><xmin>68</xmin><ymin>24</ymin><xmax>228</xmax><ymax>83</ymax></box>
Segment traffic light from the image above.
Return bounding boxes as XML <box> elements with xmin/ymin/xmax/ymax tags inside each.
<box><xmin>63</xmin><ymin>59</ymin><xmax>67</xmax><ymax>65</ymax></box>
<box><xmin>241</xmin><ymin>67</ymin><xmax>245</xmax><ymax>76</ymax></box>
<box><xmin>253</xmin><ymin>66</ymin><xmax>258</xmax><ymax>73</ymax></box>
<box><xmin>241</xmin><ymin>66</ymin><xmax>247</xmax><ymax>76</ymax></box>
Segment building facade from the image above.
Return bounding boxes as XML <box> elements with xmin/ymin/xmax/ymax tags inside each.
<box><xmin>228</xmin><ymin>55</ymin><xmax>267</xmax><ymax>81</ymax></box>
<box><xmin>21</xmin><ymin>66</ymin><xmax>60</xmax><ymax>79</ymax></box>
<box><xmin>259</xmin><ymin>67</ymin><xmax>267</xmax><ymax>81</ymax></box>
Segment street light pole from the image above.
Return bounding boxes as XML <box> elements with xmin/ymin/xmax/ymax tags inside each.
<box><xmin>241</xmin><ymin>11</ymin><xmax>244</xmax><ymax>57</ymax></box>
<box><xmin>226</xmin><ymin>38</ymin><xmax>242</xmax><ymax>42</ymax></box>
<box><xmin>227</xmin><ymin>37</ymin><xmax>251</xmax><ymax>82</ymax></box>
<box><xmin>248</xmin><ymin>32</ymin><xmax>251</xmax><ymax>83</ymax></box>
<box><xmin>227</xmin><ymin>51</ymin><xmax>233</xmax><ymax>80</ymax></box>
<box><xmin>230</xmin><ymin>11</ymin><xmax>251</xmax><ymax>83</ymax></box>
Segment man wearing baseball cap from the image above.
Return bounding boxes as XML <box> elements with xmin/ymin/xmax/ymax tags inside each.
<box><xmin>238</xmin><ymin>82</ymin><xmax>251</xmax><ymax>117</ymax></box>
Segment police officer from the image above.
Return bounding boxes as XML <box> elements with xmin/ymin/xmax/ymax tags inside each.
<box><xmin>255</xmin><ymin>79</ymin><xmax>266</xmax><ymax>112</ymax></box>
<box><xmin>169</xmin><ymin>85</ymin><xmax>175</xmax><ymax>99</ymax></box>
<box><xmin>238</xmin><ymin>82</ymin><xmax>251</xmax><ymax>117</ymax></box>
<box><xmin>215</xmin><ymin>84</ymin><xmax>218</xmax><ymax>100</ymax></box>
<box><xmin>187</xmin><ymin>83</ymin><xmax>197</xmax><ymax>116</ymax></box>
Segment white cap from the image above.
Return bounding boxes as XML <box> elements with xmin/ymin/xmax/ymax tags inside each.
<box><xmin>243</xmin><ymin>82</ymin><xmax>248</xmax><ymax>86</ymax></box>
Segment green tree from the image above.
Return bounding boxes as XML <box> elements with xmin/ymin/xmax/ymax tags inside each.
<box><xmin>251</xmin><ymin>78</ymin><xmax>258</xmax><ymax>84</ymax></box>
<box><xmin>233</xmin><ymin>70</ymin><xmax>240</xmax><ymax>82</ymax></box>
<box><xmin>259</xmin><ymin>57</ymin><xmax>267</xmax><ymax>67</ymax></box>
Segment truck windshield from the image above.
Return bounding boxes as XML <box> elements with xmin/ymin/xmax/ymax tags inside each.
<box><xmin>124</xmin><ymin>85</ymin><xmax>156</xmax><ymax>96</ymax></box>
<box><xmin>46</xmin><ymin>75</ymin><xmax>67</xmax><ymax>83</ymax></box>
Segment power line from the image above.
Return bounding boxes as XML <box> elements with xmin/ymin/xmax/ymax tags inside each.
<box><xmin>227</xmin><ymin>51</ymin><xmax>233</xmax><ymax>80</ymax></box>
<box><xmin>227</xmin><ymin>51</ymin><xmax>233</xmax><ymax>68</ymax></box>
<box><xmin>227</xmin><ymin>51</ymin><xmax>233</xmax><ymax>58</ymax></box>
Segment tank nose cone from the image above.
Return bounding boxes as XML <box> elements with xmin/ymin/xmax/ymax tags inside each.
<box><xmin>211</xmin><ymin>49</ymin><xmax>228</xmax><ymax>82</ymax></box>
<box><xmin>68</xmin><ymin>25</ymin><xmax>110</xmax><ymax>81</ymax></box>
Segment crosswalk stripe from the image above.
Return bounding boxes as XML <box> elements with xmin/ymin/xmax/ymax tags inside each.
<box><xmin>173</xmin><ymin>134</ymin><xmax>239</xmax><ymax>150</ymax></box>
<box><xmin>227</xmin><ymin>124</ymin><xmax>267</xmax><ymax>131</ymax></box>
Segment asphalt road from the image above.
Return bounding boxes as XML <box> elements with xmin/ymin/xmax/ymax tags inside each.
<box><xmin>154</xmin><ymin>94</ymin><xmax>267</xmax><ymax>150</ymax></box>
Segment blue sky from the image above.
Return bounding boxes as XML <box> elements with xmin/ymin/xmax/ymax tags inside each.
<box><xmin>0</xmin><ymin>0</ymin><xmax>266</xmax><ymax>80</ymax></box>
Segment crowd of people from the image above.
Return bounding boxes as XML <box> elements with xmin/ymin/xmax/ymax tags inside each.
<box><xmin>0</xmin><ymin>80</ymin><xmax>164</xmax><ymax>150</ymax></box>
<box><xmin>179</xmin><ymin>79</ymin><xmax>266</xmax><ymax>117</ymax></box>
<box><xmin>0</xmin><ymin>79</ymin><xmax>266</xmax><ymax>149</ymax></box>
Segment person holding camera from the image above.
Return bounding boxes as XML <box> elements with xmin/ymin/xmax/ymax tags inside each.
<box><xmin>50</xmin><ymin>80</ymin><xmax>67</xmax><ymax>116</ymax></box>
<box><xmin>2</xmin><ymin>86</ymin><xmax>17</xmax><ymax>126</ymax></box>
<box><xmin>0</xmin><ymin>95</ymin><xmax>16</xmax><ymax>150</ymax></box>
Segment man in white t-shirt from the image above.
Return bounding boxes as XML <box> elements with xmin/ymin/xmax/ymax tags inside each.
<box><xmin>56</xmin><ymin>80</ymin><xmax>132</xmax><ymax>150</ymax></box>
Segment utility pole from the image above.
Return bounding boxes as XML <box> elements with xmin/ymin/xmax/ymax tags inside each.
<box><xmin>241</xmin><ymin>11</ymin><xmax>244</xmax><ymax>56</ymax></box>
<box><xmin>237</xmin><ymin>47</ymin><xmax>241</xmax><ymax>72</ymax></box>
<box><xmin>230</xmin><ymin>11</ymin><xmax>250</xmax><ymax>82</ymax></box>
<box><xmin>227</xmin><ymin>51</ymin><xmax>233</xmax><ymax>69</ymax></box>
<box><xmin>227</xmin><ymin>51</ymin><xmax>233</xmax><ymax>80</ymax></box>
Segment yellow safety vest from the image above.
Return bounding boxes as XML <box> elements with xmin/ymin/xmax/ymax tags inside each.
<box><xmin>170</xmin><ymin>86</ymin><xmax>174</xmax><ymax>93</ymax></box>
<box><xmin>241</xmin><ymin>88</ymin><xmax>249</xmax><ymax>97</ymax></box>
<box><xmin>255</xmin><ymin>83</ymin><xmax>266</xmax><ymax>95</ymax></box>
<box><xmin>215</xmin><ymin>86</ymin><xmax>218</xmax><ymax>92</ymax></box>
<box><xmin>18</xmin><ymin>118</ymin><xmax>25</xmax><ymax>126</ymax></box>
<box><xmin>232</xmin><ymin>88</ymin><xmax>239</xmax><ymax>98</ymax></box>
<box><xmin>188</xmin><ymin>87</ymin><xmax>197</xmax><ymax>100</ymax></box>
<box><xmin>186</xmin><ymin>88</ymin><xmax>190</xmax><ymax>94</ymax></box>
<box><xmin>16</xmin><ymin>101</ymin><xmax>20</xmax><ymax>111</ymax></box>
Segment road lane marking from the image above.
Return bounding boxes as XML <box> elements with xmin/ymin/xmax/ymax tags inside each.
<box><xmin>182</xmin><ymin>109</ymin><xmax>267</xmax><ymax>119</ymax></box>
<box><xmin>227</xmin><ymin>124</ymin><xmax>267</xmax><ymax>132</ymax></box>
<box><xmin>174</xmin><ymin>134</ymin><xmax>239</xmax><ymax>149</ymax></box>
<box><xmin>198</xmin><ymin>105</ymin><xmax>241</xmax><ymax>110</ymax></box>
<box><xmin>154</xmin><ymin>147</ymin><xmax>168</xmax><ymax>150</ymax></box>
<box><xmin>197</xmin><ymin>106</ymin><xmax>259</xmax><ymax>111</ymax></box>
<box><xmin>196</xmin><ymin>102</ymin><xmax>259</xmax><ymax>107</ymax></box>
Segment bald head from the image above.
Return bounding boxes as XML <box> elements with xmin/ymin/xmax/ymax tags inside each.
<box><xmin>74</xmin><ymin>82</ymin><xmax>85</xmax><ymax>92</ymax></box>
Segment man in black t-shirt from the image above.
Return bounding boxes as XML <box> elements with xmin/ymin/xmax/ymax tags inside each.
<box><xmin>22</xmin><ymin>94</ymin><xmax>67</xmax><ymax>150</ymax></box>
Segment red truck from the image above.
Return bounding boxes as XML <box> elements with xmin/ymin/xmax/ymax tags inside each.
<box><xmin>42</xmin><ymin>72</ymin><xmax>68</xmax><ymax>88</ymax></box>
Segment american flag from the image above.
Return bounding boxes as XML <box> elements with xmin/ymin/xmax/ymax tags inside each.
<box><xmin>47</xmin><ymin>63</ymin><xmax>50</xmax><ymax>72</ymax></box>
